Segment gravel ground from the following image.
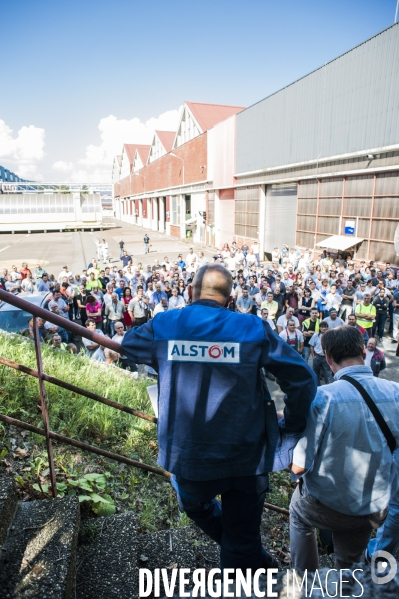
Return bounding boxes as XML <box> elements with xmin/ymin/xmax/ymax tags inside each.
<box><xmin>0</xmin><ymin>496</ymin><xmax>80</xmax><ymax>599</ymax></box>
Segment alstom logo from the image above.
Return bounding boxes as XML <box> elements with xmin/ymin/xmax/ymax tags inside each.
<box><xmin>167</xmin><ymin>341</ymin><xmax>240</xmax><ymax>363</ymax></box>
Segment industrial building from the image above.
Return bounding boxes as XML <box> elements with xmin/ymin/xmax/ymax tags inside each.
<box><xmin>0</xmin><ymin>183</ymin><xmax>113</xmax><ymax>233</ymax></box>
<box><xmin>114</xmin><ymin>22</ymin><xmax>399</xmax><ymax>263</ymax></box>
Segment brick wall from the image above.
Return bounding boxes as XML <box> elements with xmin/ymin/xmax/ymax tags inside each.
<box><xmin>115</xmin><ymin>133</ymin><xmax>208</xmax><ymax>198</ymax></box>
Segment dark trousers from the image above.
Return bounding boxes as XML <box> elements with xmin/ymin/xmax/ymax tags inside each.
<box><xmin>290</xmin><ymin>485</ymin><xmax>387</xmax><ymax>571</ymax></box>
<box><xmin>172</xmin><ymin>474</ymin><xmax>269</xmax><ymax>572</ymax></box>
<box><xmin>312</xmin><ymin>354</ymin><xmax>332</xmax><ymax>385</ymax></box>
<box><xmin>133</xmin><ymin>316</ymin><xmax>147</xmax><ymax>327</ymax></box>
<box><xmin>373</xmin><ymin>313</ymin><xmax>388</xmax><ymax>338</ymax></box>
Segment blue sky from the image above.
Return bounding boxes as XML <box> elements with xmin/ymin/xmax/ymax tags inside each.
<box><xmin>0</xmin><ymin>0</ymin><xmax>397</xmax><ymax>182</ymax></box>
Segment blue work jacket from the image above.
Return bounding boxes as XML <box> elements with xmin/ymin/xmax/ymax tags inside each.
<box><xmin>121</xmin><ymin>299</ymin><xmax>317</xmax><ymax>480</ymax></box>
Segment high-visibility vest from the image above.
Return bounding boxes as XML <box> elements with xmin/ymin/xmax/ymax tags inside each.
<box><xmin>355</xmin><ymin>303</ymin><xmax>376</xmax><ymax>329</ymax></box>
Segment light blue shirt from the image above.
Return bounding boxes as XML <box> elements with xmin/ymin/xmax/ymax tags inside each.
<box><xmin>168</xmin><ymin>295</ymin><xmax>185</xmax><ymax>310</ymax></box>
<box><xmin>293</xmin><ymin>365</ymin><xmax>399</xmax><ymax>515</ymax></box>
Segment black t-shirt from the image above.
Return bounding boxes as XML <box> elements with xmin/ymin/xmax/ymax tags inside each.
<box><xmin>76</xmin><ymin>293</ymin><xmax>88</xmax><ymax>307</ymax></box>
<box><xmin>119</xmin><ymin>241</ymin><xmax>124</xmax><ymax>248</ymax></box>
<box><xmin>98</xmin><ymin>276</ymin><xmax>110</xmax><ymax>289</ymax></box>
<box><xmin>273</xmin><ymin>292</ymin><xmax>285</xmax><ymax>311</ymax></box>
<box><xmin>303</xmin><ymin>319</ymin><xmax>317</xmax><ymax>347</ymax></box>
<box><xmin>144</xmin><ymin>236</ymin><xmax>150</xmax><ymax>244</ymax></box>
<box><xmin>341</xmin><ymin>287</ymin><xmax>356</xmax><ymax>306</ymax></box>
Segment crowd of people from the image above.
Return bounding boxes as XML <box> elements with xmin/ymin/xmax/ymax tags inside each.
<box><xmin>0</xmin><ymin>238</ymin><xmax>398</xmax><ymax>381</ymax></box>
<box><xmin>1</xmin><ymin>234</ymin><xmax>399</xmax><ymax>577</ymax></box>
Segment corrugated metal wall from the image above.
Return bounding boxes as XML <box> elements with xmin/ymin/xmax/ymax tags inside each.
<box><xmin>236</xmin><ymin>23</ymin><xmax>399</xmax><ymax>174</ymax></box>
<box><xmin>296</xmin><ymin>171</ymin><xmax>399</xmax><ymax>262</ymax></box>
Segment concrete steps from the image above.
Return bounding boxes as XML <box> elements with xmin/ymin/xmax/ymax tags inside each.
<box><xmin>3</xmin><ymin>474</ymin><xmax>399</xmax><ymax>599</ymax></box>
<box><xmin>0</xmin><ymin>476</ymin><xmax>18</xmax><ymax>547</ymax></box>
<box><xmin>75</xmin><ymin>512</ymin><xmax>138</xmax><ymax>599</ymax></box>
<box><xmin>0</xmin><ymin>478</ymin><xmax>80</xmax><ymax>599</ymax></box>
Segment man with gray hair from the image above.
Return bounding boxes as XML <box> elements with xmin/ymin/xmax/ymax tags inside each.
<box><xmin>104</xmin><ymin>347</ymin><xmax>120</xmax><ymax>365</ymax></box>
<box><xmin>104</xmin><ymin>292</ymin><xmax>125</xmax><ymax>337</ymax></box>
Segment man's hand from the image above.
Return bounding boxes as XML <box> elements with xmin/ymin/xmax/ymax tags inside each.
<box><xmin>291</xmin><ymin>463</ymin><xmax>307</xmax><ymax>475</ymax></box>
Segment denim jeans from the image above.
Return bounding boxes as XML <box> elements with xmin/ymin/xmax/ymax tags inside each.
<box><xmin>373</xmin><ymin>313</ymin><xmax>388</xmax><ymax>339</ymax></box>
<box><xmin>109</xmin><ymin>320</ymin><xmax>116</xmax><ymax>337</ymax></box>
<box><xmin>302</xmin><ymin>346</ymin><xmax>311</xmax><ymax>363</ymax></box>
<box><xmin>290</xmin><ymin>484</ymin><xmax>387</xmax><ymax>571</ymax></box>
<box><xmin>368</xmin><ymin>488</ymin><xmax>399</xmax><ymax>558</ymax></box>
<box><xmin>171</xmin><ymin>474</ymin><xmax>270</xmax><ymax>572</ymax></box>
<box><xmin>393</xmin><ymin>313</ymin><xmax>399</xmax><ymax>340</ymax></box>
<box><xmin>312</xmin><ymin>354</ymin><xmax>333</xmax><ymax>385</ymax></box>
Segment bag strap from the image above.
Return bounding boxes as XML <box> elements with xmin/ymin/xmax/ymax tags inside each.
<box><xmin>341</xmin><ymin>374</ymin><xmax>396</xmax><ymax>453</ymax></box>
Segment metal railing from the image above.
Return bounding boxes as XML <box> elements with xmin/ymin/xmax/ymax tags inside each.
<box><xmin>0</xmin><ymin>289</ymin><xmax>289</xmax><ymax>516</ymax></box>
<box><xmin>0</xmin><ymin>288</ymin><xmax>170</xmax><ymax>498</ymax></box>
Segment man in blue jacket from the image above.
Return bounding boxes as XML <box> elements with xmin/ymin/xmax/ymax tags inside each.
<box><xmin>121</xmin><ymin>264</ymin><xmax>317</xmax><ymax>572</ymax></box>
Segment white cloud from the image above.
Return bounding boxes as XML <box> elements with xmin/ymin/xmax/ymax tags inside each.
<box><xmin>0</xmin><ymin>108</ymin><xmax>182</xmax><ymax>183</ymax></box>
<box><xmin>68</xmin><ymin>108</ymin><xmax>181</xmax><ymax>183</ymax></box>
<box><xmin>0</xmin><ymin>119</ymin><xmax>46</xmax><ymax>179</ymax></box>
<box><xmin>52</xmin><ymin>160</ymin><xmax>73</xmax><ymax>171</ymax></box>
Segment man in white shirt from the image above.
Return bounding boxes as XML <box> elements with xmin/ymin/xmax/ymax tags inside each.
<box><xmin>279</xmin><ymin>320</ymin><xmax>304</xmax><ymax>354</ymax></box>
<box><xmin>153</xmin><ymin>297</ymin><xmax>169</xmax><ymax>316</ymax></box>
<box><xmin>10</xmin><ymin>266</ymin><xmax>22</xmax><ymax>282</ymax></box>
<box><xmin>58</xmin><ymin>265</ymin><xmax>73</xmax><ymax>282</ymax></box>
<box><xmin>277</xmin><ymin>307</ymin><xmax>300</xmax><ymax>333</ymax></box>
<box><xmin>325</xmin><ymin>284</ymin><xmax>341</xmax><ymax>312</ymax></box>
<box><xmin>21</xmin><ymin>278</ymin><xmax>36</xmax><ymax>293</ymax></box>
<box><xmin>82</xmin><ymin>319</ymin><xmax>105</xmax><ymax>361</ymax></box>
<box><xmin>225</xmin><ymin>253</ymin><xmax>238</xmax><ymax>275</ymax></box>
<box><xmin>185</xmin><ymin>248</ymin><xmax>198</xmax><ymax>267</ymax></box>
<box><xmin>260</xmin><ymin>308</ymin><xmax>276</xmax><ymax>330</ymax></box>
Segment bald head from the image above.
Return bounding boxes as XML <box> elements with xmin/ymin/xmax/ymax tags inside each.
<box><xmin>192</xmin><ymin>264</ymin><xmax>232</xmax><ymax>304</ymax></box>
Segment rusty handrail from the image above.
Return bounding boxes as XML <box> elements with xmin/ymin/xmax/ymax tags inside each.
<box><xmin>33</xmin><ymin>316</ymin><xmax>58</xmax><ymax>495</ymax></box>
<box><xmin>0</xmin><ymin>355</ymin><xmax>157</xmax><ymax>423</ymax></box>
<box><xmin>0</xmin><ymin>414</ymin><xmax>170</xmax><ymax>479</ymax></box>
<box><xmin>0</xmin><ymin>288</ymin><xmax>121</xmax><ymax>353</ymax></box>
<box><xmin>0</xmin><ymin>287</ymin><xmax>162</xmax><ymax>495</ymax></box>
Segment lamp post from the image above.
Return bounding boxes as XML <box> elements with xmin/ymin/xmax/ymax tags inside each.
<box><xmin>169</xmin><ymin>153</ymin><xmax>184</xmax><ymax>185</ymax></box>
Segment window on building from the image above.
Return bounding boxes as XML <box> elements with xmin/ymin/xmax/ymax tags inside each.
<box><xmin>234</xmin><ymin>186</ymin><xmax>259</xmax><ymax>239</ymax></box>
<box><xmin>171</xmin><ymin>196</ymin><xmax>181</xmax><ymax>226</ymax></box>
<box><xmin>208</xmin><ymin>192</ymin><xmax>215</xmax><ymax>224</ymax></box>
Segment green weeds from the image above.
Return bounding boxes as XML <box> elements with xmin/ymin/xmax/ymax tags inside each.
<box><xmin>0</xmin><ymin>332</ymin><xmax>182</xmax><ymax>530</ymax></box>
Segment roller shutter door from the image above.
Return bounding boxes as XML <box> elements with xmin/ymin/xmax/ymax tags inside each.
<box><xmin>264</xmin><ymin>184</ymin><xmax>297</xmax><ymax>252</ymax></box>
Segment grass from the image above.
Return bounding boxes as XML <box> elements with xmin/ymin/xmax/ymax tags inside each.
<box><xmin>0</xmin><ymin>332</ymin><xmax>294</xmax><ymax>537</ymax></box>
<box><xmin>0</xmin><ymin>333</ymin><xmax>152</xmax><ymax>442</ymax></box>
<box><xmin>0</xmin><ymin>331</ymin><xmax>181</xmax><ymax>530</ymax></box>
